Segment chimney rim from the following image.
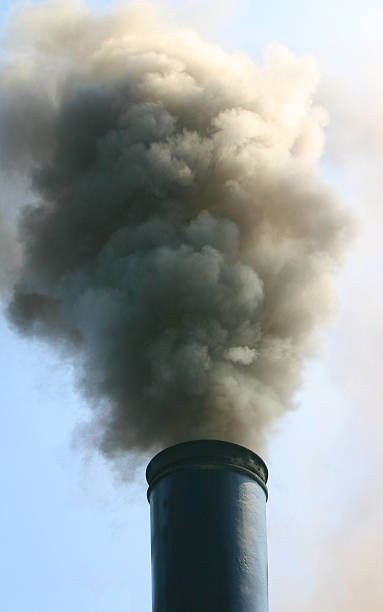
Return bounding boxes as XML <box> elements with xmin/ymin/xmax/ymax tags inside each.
<box><xmin>146</xmin><ymin>439</ymin><xmax>268</xmax><ymax>501</ymax></box>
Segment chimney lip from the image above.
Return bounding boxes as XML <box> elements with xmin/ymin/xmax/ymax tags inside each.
<box><xmin>146</xmin><ymin>439</ymin><xmax>268</xmax><ymax>501</ymax></box>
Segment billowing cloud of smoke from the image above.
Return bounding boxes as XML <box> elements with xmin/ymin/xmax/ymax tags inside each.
<box><xmin>0</xmin><ymin>1</ymin><xmax>351</xmax><ymax>457</ymax></box>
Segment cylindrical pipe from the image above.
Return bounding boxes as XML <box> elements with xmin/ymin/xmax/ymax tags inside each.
<box><xmin>146</xmin><ymin>440</ymin><xmax>269</xmax><ymax>612</ymax></box>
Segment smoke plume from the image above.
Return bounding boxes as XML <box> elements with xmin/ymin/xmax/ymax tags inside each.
<box><xmin>0</xmin><ymin>1</ymin><xmax>350</xmax><ymax>457</ymax></box>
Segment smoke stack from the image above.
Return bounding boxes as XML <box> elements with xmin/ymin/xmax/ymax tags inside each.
<box><xmin>146</xmin><ymin>440</ymin><xmax>269</xmax><ymax>611</ymax></box>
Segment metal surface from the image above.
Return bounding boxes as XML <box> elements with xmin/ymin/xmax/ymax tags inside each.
<box><xmin>146</xmin><ymin>440</ymin><xmax>269</xmax><ymax>612</ymax></box>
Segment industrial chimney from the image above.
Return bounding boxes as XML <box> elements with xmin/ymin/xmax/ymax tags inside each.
<box><xmin>146</xmin><ymin>440</ymin><xmax>269</xmax><ymax>612</ymax></box>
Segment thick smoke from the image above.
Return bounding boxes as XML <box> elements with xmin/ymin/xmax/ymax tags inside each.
<box><xmin>1</xmin><ymin>2</ymin><xmax>350</xmax><ymax>457</ymax></box>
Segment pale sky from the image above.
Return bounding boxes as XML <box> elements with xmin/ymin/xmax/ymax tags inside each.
<box><xmin>1</xmin><ymin>2</ymin><xmax>382</xmax><ymax>611</ymax></box>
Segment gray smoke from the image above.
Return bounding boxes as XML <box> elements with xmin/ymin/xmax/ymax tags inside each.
<box><xmin>1</xmin><ymin>2</ymin><xmax>351</xmax><ymax>457</ymax></box>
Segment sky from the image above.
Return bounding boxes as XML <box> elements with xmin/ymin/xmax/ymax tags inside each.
<box><xmin>1</xmin><ymin>1</ymin><xmax>382</xmax><ymax>611</ymax></box>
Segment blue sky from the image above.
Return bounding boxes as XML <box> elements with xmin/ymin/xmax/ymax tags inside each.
<box><xmin>1</xmin><ymin>2</ymin><xmax>381</xmax><ymax>611</ymax></box>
